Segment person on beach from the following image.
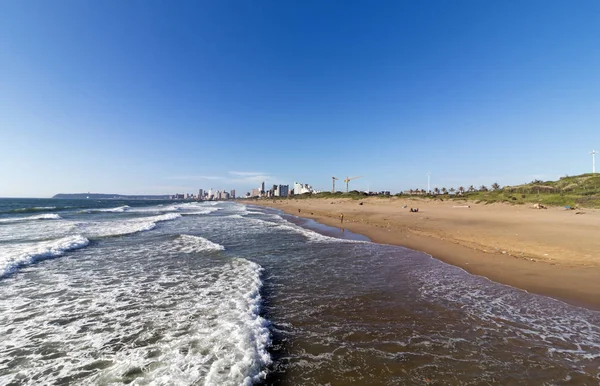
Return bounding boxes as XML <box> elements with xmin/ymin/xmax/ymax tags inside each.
<box><xmin>340</xmin><ymin>213</ymin><xmax>344</xmax><ymax>224</ymax></box>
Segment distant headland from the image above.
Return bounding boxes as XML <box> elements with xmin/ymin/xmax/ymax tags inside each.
<box><xmin>52</xmin><ymin>193</ymin><xmax>171</xmax><ymax>200</ymax></box>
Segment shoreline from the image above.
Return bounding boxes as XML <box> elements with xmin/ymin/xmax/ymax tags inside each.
<box><xmin>244</xmin><ymin>198</ymin><xmax>600</xmax><ymax>311</ymax></box>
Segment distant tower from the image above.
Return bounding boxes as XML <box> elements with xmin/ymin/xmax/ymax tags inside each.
<box><xmin>260</xmin><ymin>181</ymin><xmax>265</xmax><ymax>195</ymax></box>
<box><xmin>592</xmin><ymin>150</ymin><xmax>598</xmax><ymax>174</ymax></box>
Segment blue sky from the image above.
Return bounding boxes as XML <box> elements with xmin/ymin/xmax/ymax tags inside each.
<box><xmin>1</xmin><ymin>0</ymin><xmax>599</xmax><ymax>197</ymax></box>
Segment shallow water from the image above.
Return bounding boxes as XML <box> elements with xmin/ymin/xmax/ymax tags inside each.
<box><xmin>0</xmin><ymin>199</ymin><xmax>598</xmax><ymax>385</ymax></box>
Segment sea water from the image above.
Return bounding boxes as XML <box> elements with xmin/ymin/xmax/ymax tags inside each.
<box><xmin>0</xmin><ymin>198</ymin><xmax>598</xmax><ymax>385</ymax></box>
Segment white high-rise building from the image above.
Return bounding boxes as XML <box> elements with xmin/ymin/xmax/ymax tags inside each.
<box><xmin>293</xmin><ymin>182</ymin><xmax>314</xmax><ymax>195</ymax></box>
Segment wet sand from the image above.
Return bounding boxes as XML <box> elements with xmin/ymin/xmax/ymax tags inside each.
<box><xmin>244</xmin><ymin>197</ymin><xmax>600</xmax><ymax>311</ymax></box>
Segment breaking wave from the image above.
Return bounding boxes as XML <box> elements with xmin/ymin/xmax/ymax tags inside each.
<box><xmin>82</xmin><ymin>205</ymin><xmax>130</xmax><ymax>213</ymax></box>
<box><xmin>0</xmin><ymin>235</ymin><xmax>90</xmax><ymax>277</ymax></box>
<box><xmin>80</xmin><ymin>213</ymin><xmax>181</xmax><ymax>238</ymax></box>
<box><xmin>173</xmin><ymin>234</ymin><xmax>225</xmax><ymax>253</ymax></box>
<box><xmin>5</xmin><ymin>206</ymin><xmax>57</xmax><ymax>214</ymax></box>
<box><xmin>0</xmin><ymin>214</ymin><xmax>62</xmax><ymax>223</ymax></box>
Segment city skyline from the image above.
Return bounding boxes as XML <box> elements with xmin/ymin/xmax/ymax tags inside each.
<box><xmin>1</xmin><ymin>1</ymin><xmax>599</xmax><ymax>197</ymax></box>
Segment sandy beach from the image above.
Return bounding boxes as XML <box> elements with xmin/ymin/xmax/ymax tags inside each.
<box><xmin>244</xmin><ymin>197</ymin><xmax>600</xmax><ymax>311</ymax></box>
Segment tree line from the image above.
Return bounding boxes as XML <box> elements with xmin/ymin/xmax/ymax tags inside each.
<box><xmin>407</xmin><ymin>183</ymin><xmax>501</xmax><ymax>195</ymax></box>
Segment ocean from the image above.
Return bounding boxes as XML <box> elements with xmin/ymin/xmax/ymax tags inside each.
<box><xmin>0</xmin><ymin>198</ymin><xmax>598</xmax><ymax>385</ymax></box>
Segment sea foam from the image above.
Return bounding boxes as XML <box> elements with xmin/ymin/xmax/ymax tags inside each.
<box><xmin>174</xmin><ymin>234</ymin><xmax>225</xmax><ymax>253</ymax></box>
<box><xmin>83</xmin><ymin>205</ymin><xmax>130</xmax><ymax>213</ymax></box>
<box><xmin>80</xmin><ymin>213</ymin><xmax>181</xmax><ymax>238</ymax></box>
<box><xmin>0</xmin><ymin>213</ymin><xmax>62</xmax><ymax>223</ymax></box>
<box><xmin>0</xmin><ymin>235</ymin><xmax>89</xmax><ymax>277</ymax></box>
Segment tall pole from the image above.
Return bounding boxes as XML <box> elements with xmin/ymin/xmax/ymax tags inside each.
<box><xmin>592</xmin><ymin>150</ymin><xmax>598</xmax><ymax>174</ymax></box>
<box><xmin>427</xmin><ymin>172</ymin><xmax>431</xmax><ymax>194</ymax></box>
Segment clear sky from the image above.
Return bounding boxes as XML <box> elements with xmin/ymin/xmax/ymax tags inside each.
<box><xmin>1</xmin><ymin>0</ymin><xmax>599</xmax><ymax>197</ymax></box>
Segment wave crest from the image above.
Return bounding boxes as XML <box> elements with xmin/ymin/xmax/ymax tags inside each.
<box><xmin>0</xmin><ymin>235</ymin><xmax>89</xmax><ymax>277</ymax></box>
<box><xmin>175</xmin><ymin>234</ymin><xmax>225</xmax><ymax>253</ymax></box>
<box><xmin>0</xmin><ymin>214</ymin><xmax>62</xmax><ymax>223</ymax></box>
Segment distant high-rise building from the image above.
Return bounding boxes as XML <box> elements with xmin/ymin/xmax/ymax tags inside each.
<box><xmin>251</xmin><ymin>188</ymin><xmax>260</xmax><ymax>197</ymax></box>
<box><xmin>199</xmin><ymin>189</ymin><xmax>204</xmax><ymax>200</ymax></box>
<box><xmin>230</xmin><ymin>189</ymin><xmax>236</xmax><ymax>199</ymax></box>
<box><xmin>260</xmin><ymin>181</ymin><xmax>265</xmax><ymax>195</ymax></box>
<box><xmin>293</xmin><ymin>182</ymin><xmax>314</xmax><ymax>195</ymax></box>
<box><xmin>278</xmin><ymin>185</ymin><xmax>289</xmax><ymax>197</ymax></box>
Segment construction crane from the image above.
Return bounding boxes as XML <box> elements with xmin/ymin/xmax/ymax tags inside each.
<box><xmin>344</xmin><ymin>176</ymin><xmax>363</xmax><ymax>193</ymax></box>
<box><xmin>331</xmin><ymin>177</ymin><xmax>339</xmax><ymax>193</ymax></box>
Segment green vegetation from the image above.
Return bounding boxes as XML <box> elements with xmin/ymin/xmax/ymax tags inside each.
<box><xmin>420</xmin><ymin>174</ymin><xmax>600</xmax><ymax>208</ymax></box>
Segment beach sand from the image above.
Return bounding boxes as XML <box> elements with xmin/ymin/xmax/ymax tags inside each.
<box><xmin>244</xmin><ymin>197</ymin><xmax>600</xmax><ymax>311</ymax></box>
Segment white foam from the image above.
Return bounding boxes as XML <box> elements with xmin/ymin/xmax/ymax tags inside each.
<box><xmin>202</xmin><ymin>259</ymin><xmax>272</xmax><ymax>385</ymax></box>
<box><xmin>180</xmin><ymin>208</ymin><xmax>220</xmax><ymax>216</ymax></box>
<box><xmin>125</xmin><ymin>205</ymin><xmax>178</xmax><ymax>213</ymax></box>
<box><xmin>80</xmin><ymin>213</ymin><xmax>181</xmax><ymax>238</ymax></box>
<box><xmin>0</xmin><ymin>246</ymin><xmax>271</xmax><ymax>385</ymax></box>
<box><xmin>173</xmin><ymin>234</ymin><xmax>225</xmax><ymax>253</ymax></box>
<box><xmin>81</xmin><ymin>220</ymin><xmax>157</xmax><ymax>238</ymax></box>
<box><xmin>275</xmin><ymin>223</ymin><xmax>348</xmax><ymax>243</ymax></box>
<box><xmin>0</xmin><ymin>220</ymin><xmax>76</xmax><ymax>242</ymax></box>
<box><xmin>123</xmin><ymin>203</ymin><xmax>219</xmax><ymax>215</ymax></box>
<box><xmin>147</xmin><ymin>213</ymin><xmax>182</xmax><ymax>222</ymax></box>
<box><xmin>413</xmin><ymin>261</ymin><xmax>600</xmax><ymax>360</ymax></box>
<box><xmin>0</xmin><ymin>213</ymin><xmax>61</xmax><ymax>223</ymax></box>
<box><xmin>94</xmin><ymin>205</ymin><xmax>130</xmax><ymax>213</ymax></box>
<box><xmin>12</xmin><ymin>206</ymin><xmax>56</xmax><ymax>212</ymax></box>
<box><xmin>234</xmin><ymin>215</ymin><xmax>366</xmax><ymax>244</ymax></box>
<box><xmin>0</xmin><ymin>235</ymin><xmax>89</xmax><ymax>277</ymax></box>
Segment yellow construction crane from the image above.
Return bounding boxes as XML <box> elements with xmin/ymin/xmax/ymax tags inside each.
<box><xmin>344</xmin><ymin>176</ymin><xmax>363</xmax><ymax>193</ymax></box>
<box><xmin>331</xmin><ymin>177</ymin><xmax>339</xmax><ymax>193</ymax></box>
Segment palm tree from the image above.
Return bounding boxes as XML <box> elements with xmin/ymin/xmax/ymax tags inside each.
<box><xmin>434</xmin><ymin>187</ymin><xmax>440</xmax><ymax>195</ymax></box>
<box><xmin>420</xmin><ymin>189</ymin><xmax>426</xmax><ymax>195</ymax></box>
<box><xmin>468</xmin><ymin>185</ymin><xmax>475</xmax><ymax>192</ymax></box>
<box><xmin>450</xmin><ymin>187</ymin><xmax>456</xmax><ymax>194</ymax></box>
<box><xmin>479</xmin><ymin>185</ymin><xmax>488</xmax><ymax>192</ymax></box>
<box><xmin>441</xmin><ymin>187</ymin><xmax>448</xmax><ymax>194</ymax></box>
<box><xmin>491</xmin><ymin>182</ymin><xmax>501</xmax><ymax>191</ymax></box>
<box><xmin>409</xmin><ymin>189</ymin><xmax>414</xmax><ymax>195</ymax></box>
<box><xmin>458</xmin><ymin>186</ymin><xmax>465</xmax><ymax>195</ymax></box>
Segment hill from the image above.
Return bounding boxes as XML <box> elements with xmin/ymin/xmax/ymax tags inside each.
<box><xmin>436</xmin><ymin>173</ymin><xmax>600</xmax><ymax>208</ymax></box>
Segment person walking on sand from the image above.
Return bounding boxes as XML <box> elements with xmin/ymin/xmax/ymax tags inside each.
<box><xmin>339</xmin><ymin>213</ymin><xmax>344</xmax><ymax>224</ymax></box>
